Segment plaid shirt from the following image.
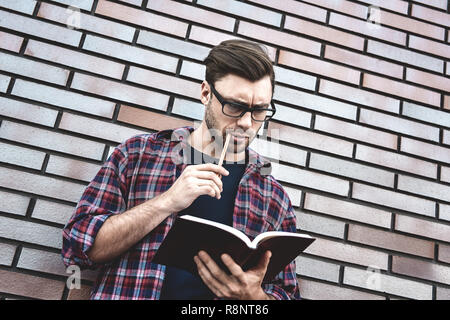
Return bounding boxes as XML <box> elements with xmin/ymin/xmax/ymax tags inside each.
<box><xmin>62</xmin><ymin>126</ymin><xmax>300</xmax><ymax>300</ymax></box>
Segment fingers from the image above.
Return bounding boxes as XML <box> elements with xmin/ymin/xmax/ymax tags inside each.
<box><xmin>194</xmin><ymin>163</ymin><xmax>229</xmax><ymax>177</ymax></box>
<box><xmin>252</xmin><ymin>251</ymin><xmax>272</xmax><ymax>274</ymax></box>
<box><xmin>221</xmin><ymin>254</ymin><xmax>245</xmax><ymax>282</ymax></box>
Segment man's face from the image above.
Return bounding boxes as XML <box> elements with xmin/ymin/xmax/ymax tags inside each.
<box><xmin>201</xmin><ymin>74</ymin><xmax>272</xmax><ymax>156</ymax></box>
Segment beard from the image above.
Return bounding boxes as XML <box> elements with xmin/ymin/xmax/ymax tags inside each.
<box><xmin>204</xmin><ymin>101</ymin><xmax>255</xmax><ymax>156</ymax></box>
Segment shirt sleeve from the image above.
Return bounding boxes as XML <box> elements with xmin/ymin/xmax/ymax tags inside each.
<box><xmin>262</xmin><ymin>186</ymin><xmax>301</xmax><ymax>300</ymax></box>
<box><xmin>61</xmin><ymin>141</ymin><xmax>130</xmax><ymax>270</ymax></box>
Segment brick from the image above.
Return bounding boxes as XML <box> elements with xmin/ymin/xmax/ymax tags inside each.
<box><xmin>83</xmin><ymin>35</ymin><xmax>178</xmax><ymax>73</ymax></box>
<box><xmin>332</xmin><ymin>11</ymin><xmax>407</xmax><ymax>46</ymax></box>
<box><xmin>46</xmin><ymin>155</ymin><xmax>101</xmax><ymax>183</ymax></box>
<box><xmin>296</xmin><ymin>255</ymin><xmax>340</xmax><ymax>283</ymax></box>
<box><xmin>309</xmin><ymin>152</ymin><xmax>395</xmax><ymax>187</ymax></box>
<box><xmin>274</xmin><ymin>66</ymin><xmax>317</xmax><ymax>91</ymax></box>
<box><xmin>356</xmin><ymin>144</ymin><xmax>437</xmax><ymax>179</ymax></box>
<box><xmin>33</xmin><ymin>199</ymin><xmax>76</xmax><ymax>226</ymax></box>
<box><xmin>67</xmin><ymin>284</ymin><xmax>93</xmax><ymax>300</ymax></box>
<box><xmin>0</xmin><ymin>215</ymin><xmax>63</xmax><ymax>248</ymax></box>
<box><xmin>0</xmin><ymin>0</ymin><xmax>37</xmax><ymax>14</ymax></box>
<box><xmin>348</xmin><ymin>224</ymin><xmax>435</xmax><ymax>258</ymax></box>
<box><xmin>127</xmin><ymin>67</ymin><xmax>200</xmax><ymax>99</ymax></box>
<box><xmin>137</xmin><ymin>30</ymin><xmax>210</xmax><ymax>61</ymax></box>
<box><xmin>12</xmin><ymin>79</ymin><xmax>115</xmax><ymax>119</ymax></box>
<box><xmin>304</xmin><ymin>236</ymin><xmax>388</xmax><ymax>270</ymax></box>
<box><xmin>444</xmin><ymin>130</ymin><xmax>450</xmax><ymax>146</ymax></box>
<box><xmin>436</xmin><ymin>286</ymin><xmax>450</xmax><ymax>300</ymax></box>
<box><xmin>409</xmin><ymin>35</ymin><xmax>450</xmax><ymax>60</ymax></box>
<box><xmin>95</xmin><ymin>0</ymin><xmax>187</xmax><ymax>38</ymax></box>
<box><xmin>413</xmin><ymin>0</ymin><xmax>447</xmax><ymax>10</ymax></box>
<box><xmin>412</xmin><ymin>4</ymin><xmax>449</xmax><ymax>27</ymax></box>
<box><xmin>357</xmin><ymin>0</ymin><xmax>408</xmax><ymax>14</ymax></box>
<box><xmin>438</xmin><ymin>244</ymin><xmax>450</xmax><ymax>264</ymax></box>
<box><xmin>152</xmin><ymin>0</ymin><xmax>236</xmax><ymax>30</ymax></box>
<box><xmin>247</xmin><ymin>0</ymin><xmax>327</xmax><ymax>23</ymax></box>
<box><xmin>171</xmin><ymin>98</ymin><xmax>205</xmax><ymax>121</ymax></box>
<box><xmin>0</xmin><ymin>243</ymin><xmax>16</xmax><ymax>266</ymax></box>
<box><xmin>402</xmin><ymin>102</ymin><xmax>450</xmax><ymax>128</ymax></box>
<box><xmin>398</xmin><ymin>175</ymin><xmax>450</xmax><ymax>202</ymax></box>
<box><xmin>320</xmin><ymin>79</ymin><xmax>400</xmax><ymax>114</ymax></box>
<box><xmin>343</xmin><ymin>266</ymin><xmax>432</xmax><ymax>300</ymax></box>
<box><xmin>304</xmin><ymin>193</ymin><xmax>392</xmax><ymax>228</ymax></box>
<box><xmin>440</xmin><ymin>203</ymin><xmax>450</xmax><ymax>222</ymax></box>
<box><xmin>118</xmin><ymin>105</ymin><xmax>194</xmax><ymax>132</ymax></box>
<box><xmin>0</xmin><ymin>269</ymin><xmax>65</xmax><ymax>300</ymax></box>
<box><xmin>238</xmin><ymin>21</ymin><xmax>321</xmax><ymax>56</ymax></box>
<box><xmin>50</xmin><ymin>0</ymin><xmax>94</xmax><ymax>11</ymax></box>
<box><xmin>0</xmin><ymin>141</ymin><xmax>46</xmax><ymax>170</ymax></box>
<box><xmin>379</xmin><ymin>10</ymin><xmax>445</xmax><ymax>40</ymax></box>
<box><xmin>326</xmin><ymin>45</ymin><xmax>403</xmax><ymax>80</ymax></box>
<box><xmin>0</xmin><ymin>74</ymin><xmax>10</xmax><ymax>92</ymax></box>
<box><xmin>0</xmin><ymin>51</ymin><xmax>69</xmax><ymax>86</ymax></box>
<box><xmin>0</xmin><ymin>96</ymin><xmax>58</xmax><ymax>127</ymax></box>
<box><xmin>0</xmin><ymin>190</ymin><xmax>30</xmax><ymax>217</ymax></box>
<box><xmin>285</xmin><ymin>16</ymin><xmax>365</xmax><ymax>51</ymax></box>
<box><xmin>59</xmin><ymin>112</ymin><xmax>146</xmax><ymax>143</ymax></box>
<box><xmin>268</xmin><ymin>122</ymin><xmax>354</xmax><ymax>158</ymax></box>
<box><xmin>395</xmin><ymin>214</ymin><xmax>450</xmax><ymax>243</ymax></box>
<box><xmin>0</xmin><ymin>10</ymin><xmax>82</xmax><ymax>46</ymax></box>
<box><xmin>39</xmin><ymin>2</ymin><xmax>136</xmax><ymax>42</ymax></box>
<box><xmin>0</xmin><ymin>30</ymin><xmax>23</xmax><ymax>52</ymax></box>
<box><xmin>352</xmin><ymin>183</ymin><xmax>436</xmax><ymax>217</ymax></box>
<box><xmin>280</xmin><ymin>184</ymin><xmax>301</xmax><ymax>207</ymax></box>
<box><xmin>274</xmin><ymin>84</ymin><xmax>357</xmax><ymax>120</ymax></box>
<box><xmin>25</xmin><ymin>39</ymin><xmax>125</xmax><ymax>80</ymax></box>
<box><xmin>272</xmin><ymin>103</ymin><xmax>312</xmax><ymax>128</ymax></box>
<box><xmin>296</xmin><ymin>211</ymin><xmax>346</xmax><ymax>239</ymax></box>
<box><xmin>0</xmin><ymin>120</ymin><xmax>105</xmax><ymax>160</ymax></box>
<box><xmin>279</xmin><ymin>50</ymin><xmax>361</xmax><ymax>85</ymax></box>
<box><xmin>271</xmin><ymin>162</ymin><xmax>349</xmax><ymax>196</ymax></box>
<box><xmin>71</xmin><ymin>72</ymin><xmax>169</xmax><ymax>111</ymax></box>
<box><xmin>360</xmin><ymin>109</ymin><xmax>440</xmax><ymax>142</ymax></box>
<box><xmin>441</xmin><ymin>166</ymin><xmax>450</xmax><ymax>183</ymax></box>
<box><xmin>248</xmin><ymin>137</ymin><xmax>308</xmax><ymax>166</ymax></box>
<box><xmin>401</xmin><ymin>137</ymin><xmax>450</xmax><ymax>163</ymax></box>
<box><xmin>363</xmin><ymin>73</ymin><xmax>441</xmax><ymax>107</ymax></box>
<box><xmin>301</xmin><ymin>0</ymin><xmax>368</xmax><ymax>19</ymax></box>
<box><xmin>393</xmin><ymin>255</ymin><xmax>450</xmax><ymax>285</ymax></box>
<box><xmin>189</xmin><ymin>25</ymin><xmax>278</xmax><ymax>61</ymax></box>
<box><xmin>406</xmin><ymin>68</ymin><xmax>450</xmax><ymax>92</ymax></box>
<box><xmin>298</xmin><ymin>278</ymin><xmax>385</xmax><ymax>300</ymax></box>
<box><xmin>367</xmin><ymin>40</ymin><xmax>443</xmax><ymax>73</ymax></box>
<box><xmin>180</xmin><ymin>60</ymin><xmax>205</xmax><ymax>81</ymax></box>
<box><xmin>315</xmin><ymin>115</ymin><xmax>398</xmax><ymax>149</ymax></box>
<box><xmin>17</xmin><ymin>247</ymin><xmax>98</xmax><ymax>281</ymax></box>
<box><xmin>445</xmin><ymin>95</ymin><xmax>450</xmax><ymax>110</ymax></box>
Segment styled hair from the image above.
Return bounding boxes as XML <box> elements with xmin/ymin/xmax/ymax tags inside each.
<box><xmin>203</xmin><ymin>39</ymin><xmax>275</xmax><ymax>95</ymax></box>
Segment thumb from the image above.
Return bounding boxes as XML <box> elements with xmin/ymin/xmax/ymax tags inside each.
<box><xmin>253</xmin><ymin>250</ymin><xmax>272</xmax><ymax>273</ymax></box>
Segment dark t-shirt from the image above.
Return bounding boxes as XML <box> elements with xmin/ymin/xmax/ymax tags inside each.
<box><xmin>160</xmin><ymin>143</ymin><xmax>247</xmax><ymax>300</ymax></box>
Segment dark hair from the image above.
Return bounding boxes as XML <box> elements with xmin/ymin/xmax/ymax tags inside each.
<box><xmin>203</xmin><ymin>39</ymin><xmax>275</xmax><ymax>95</ymax></box>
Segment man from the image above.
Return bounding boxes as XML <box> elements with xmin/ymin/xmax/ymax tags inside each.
<box><xmin>62</xmin><ymin>39</ymin><xmax>300</xmax><ymax>300</ymax></box>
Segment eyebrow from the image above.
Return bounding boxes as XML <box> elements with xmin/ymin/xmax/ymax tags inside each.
<box><xmin>226</xmin><ymin>97</ymin><xmax>270</xmax><ymax>108</ymax></box>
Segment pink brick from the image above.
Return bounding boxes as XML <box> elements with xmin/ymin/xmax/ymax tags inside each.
<box><xmin>411</xmin><ymin>4</ymin><xmax>449</xmax><ymax>27</ymax></box>
<box><xmin>301</xmin><ymin>0</ymin><xmax>368</xmax><ymax>19</ymax></box>
<box><xmin>248</xmin><ymin>0</ymin><xmax>327</xmax><ymax>23</ymax></box>
<box><xmin>46</xmin><ymin>155</ymin><xmax>101</xmax><ymax>183</ymax></box>
<box><xmin>315</xmin><ymin>115</ymin><xmax>398</xmax><ymax>149</ymax></box>
<box><xmin>284</xmin><ymin>16</ymin><xmax>365</xmax><ymax>51</ymax></box>
<box><xmin>439</xmin><ymin>244</ymin><xmax>450</xmax><ymax>264</ymax></box>
<box><xmin>95</xmin><ymin>0</ymin><xmax>187</xmax><ymax>38</ymax></box>
<box><xmin>352</xmin><ymin>183</ymin><xmax>436</xmax><ymax>217</ymax></box>
<box><xmin>25</xmin><ymin>39</ymin><xmax>125</xmax><ymax>79</ymax></box>
<box><xmin>401</xmin><ymin>137</ymin><xmax>450</xmax><ymax>163</ymax></box>
<box><xmin>363</xmin><ymin>74</ymin><xmax>441</xmax><ymax>107</ymax></box>
<box><xmin>280</xmin><ymin>50</ymin><xmax>361</xmax><ymax>85</ymax></box>
<box><xmin>393</xmin><ymin>255</ymin><xmax>450</xmax><ymax>285</ymax></box>
<box><xmin>356</xmin><ymin>144</ymin><xmax>437</xmax><ymax>179</ymax></box>
<box><xmin>406</xmin><ymin>68</ymin><xmax>450</xmax><ymax>92</ymax></box>
<box><xmin>396</xmin><ymin>214</ymin><xmax>450</xmax><ymax>242</ymax></box>
<box><xmin>0</xmin><ymin>31</ymin><xmax>23</xmax><ymax>52</ymax></box>
<box><xmin>238</xmin><ymin>21</ymin><xmax>321</xmax><ymax>56</ymax></box>
<box><xmin>409</xmin><ymin>35</ymin><xmax>450</xmax><ymax>60</ymax></box>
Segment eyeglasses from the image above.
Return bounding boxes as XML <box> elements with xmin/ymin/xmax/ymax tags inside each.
<box><xmin>209</xmin><ymin>83</ymin><xmax>276</xmax><ymax>122</ymax></box>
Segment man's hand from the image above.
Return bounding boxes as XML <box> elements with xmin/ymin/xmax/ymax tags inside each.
<box><xmin>194</xmin><ymin>250</ymin><xmax>275</xmax><ymax>300</ymax></box>
<box><xmin>161</xmin><ymin>163</ymin><xmax>229</xmax><ymax>213</ymax></box>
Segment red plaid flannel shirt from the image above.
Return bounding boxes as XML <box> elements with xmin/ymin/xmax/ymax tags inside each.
<box><xmin>62</xmin><ymin>126</ymin><xmax>300</xmax><ymax>299</ymax></box>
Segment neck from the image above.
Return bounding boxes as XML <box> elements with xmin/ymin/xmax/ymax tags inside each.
<box><xmin>188</xmin><ymin>122</ymin><xmax>246</xmax><ymax>162</ymax></box>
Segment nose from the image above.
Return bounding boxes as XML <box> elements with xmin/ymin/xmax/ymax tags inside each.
<box><xmin>236</xmin><ymin>111</ymin><xmax>253</xmax><ymax>130</ymax></box>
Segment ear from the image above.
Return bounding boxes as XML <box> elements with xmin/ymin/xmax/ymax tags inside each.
<box><xmin>200</xmin><ymin>81</ymin><xmax>211</xmax><ymax>106</ymax></box>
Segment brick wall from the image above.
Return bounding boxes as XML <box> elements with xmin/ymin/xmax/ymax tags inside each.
<box><xmin>0</xmin><ymin>0</ymin><xmax>449</xmax><ymax>300</ymax></box>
